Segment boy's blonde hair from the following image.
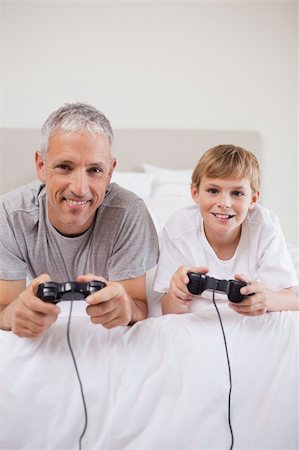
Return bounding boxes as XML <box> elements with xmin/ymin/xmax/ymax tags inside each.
<box><xmin>191</xmin><ymin>144</ymin><xmax>260</xmax><ymax>193</ymax></box>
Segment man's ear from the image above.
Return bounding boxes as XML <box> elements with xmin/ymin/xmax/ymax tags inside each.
<box><xmin>249</xmin><ymin>191</ymin><xmax>260</xmax><ymax>210</ymax></box>
<box><xmin>35</xmin><ymin>151</ymin><xmax>46</xmax><ymax>183</ymax></box>
<box><xmin>191</xmin><ymin>184</ymin><xmax>200</xmax><ymax>204</ymax></box>
<box><xmin>107</xmin><ymin>158</ymin><xmax>117</xmax><ymax>184</ymax></box>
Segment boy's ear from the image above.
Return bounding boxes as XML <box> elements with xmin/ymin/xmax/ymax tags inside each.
<box><xmin>191</xmin><ymin>184</ymin><xmax>200</xmax><ymax>204</ymax></box>
<box><xmin>35</xmin><ymin>151</ymin><xmax>46</xmax><ymax>183</ymax></box>
<box><xmin>249</xmin><ymin>191</ymin><xmax>260</xmax><ymax>209</ymax></box>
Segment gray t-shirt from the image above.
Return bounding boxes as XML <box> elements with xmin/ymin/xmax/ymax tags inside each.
<box><xmin>0</xmin><ymin>181</ymin><xmax>159</xmax><ymax>282</ymax></box>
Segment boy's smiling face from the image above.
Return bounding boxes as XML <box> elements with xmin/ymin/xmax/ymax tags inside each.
<box><xmin>191</xmin><ymin>176</ymin><xmax>259</xmax><ymax>243</ymax></box>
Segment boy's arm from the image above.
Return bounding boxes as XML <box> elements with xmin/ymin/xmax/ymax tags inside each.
<box><xmin>266</xmin><ymin>287</ymin><xmax>298</xmax><ymax>312</ymax></box>
<box><xmin>162</xmin><ymin>291</ymin><xmax>190</xmax><ymax>314</ymax></box>
<box><xmin>229</xmin><ymin>278</ymin><xmax>298</xmax><ymax>315</ymax></box>
<box><xmin>161</xmin><ymin>266</ymin><xmax>209</xmax><ymax>315</ymax></box>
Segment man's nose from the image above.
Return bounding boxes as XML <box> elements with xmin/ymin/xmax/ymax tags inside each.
<box><xmin>69</xmin><ymin>170</ymin><xmax>89</xmax><ymax>196</ymax></box>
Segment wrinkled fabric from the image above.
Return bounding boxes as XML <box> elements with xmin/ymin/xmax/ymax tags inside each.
<box><xmin>0</xmin><ymin>307</ymin><xmax>298</xmax><ymax>450</ymax></box>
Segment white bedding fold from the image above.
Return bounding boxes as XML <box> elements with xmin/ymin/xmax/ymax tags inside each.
<box><xmin>0</xmin><ymin>308</ymin><xmax>298</xmax><ymax>450</ymax></box>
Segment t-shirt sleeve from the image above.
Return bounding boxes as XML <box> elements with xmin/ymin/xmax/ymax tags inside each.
<box><xmin>107</xmin><ymin>198</ymin><xmax>159</xmax><ymax>281</ymax></box>
<box><xmin>255</xmin><ymin>214</ymin><xmax>297</xmax><ymax>290</ymax></box>
<box><xmin>0</xmin><ymin>200</ymin><xmax>27</xmax><ymax>280</ymax></box>
<box><xmin>153</xmin><ymin>227</ymin><xmax>190</xmax><ymax>293</ymax></box>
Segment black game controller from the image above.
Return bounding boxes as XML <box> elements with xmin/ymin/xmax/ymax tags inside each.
<box><xmin>36</xmin><ymin>281</ymin><xmax>106</xmax><ymax>304</ymax></box>
<box><xmin>187</xmin><ymin>272</ymin><xmax>249</xmax><ymax>303</ymax></box>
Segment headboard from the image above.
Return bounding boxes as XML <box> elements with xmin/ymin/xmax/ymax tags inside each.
<box><xmin>0</xmin><ymin>128</ymin><xmax>262</xmax><ymax>194</ymax></box>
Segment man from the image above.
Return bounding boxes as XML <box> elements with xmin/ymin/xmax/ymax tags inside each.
<box><xmin>0</xmin><ymin>102</ymin><xmax>159</xmax><ymax>337</ymax></box>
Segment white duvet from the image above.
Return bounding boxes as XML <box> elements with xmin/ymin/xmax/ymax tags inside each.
<box><xmin>1</xmin><ymin>301</ymin><xmax>298</xmax><ymax>450</ymax></box>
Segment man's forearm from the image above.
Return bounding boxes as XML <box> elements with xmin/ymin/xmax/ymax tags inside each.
<box><xmin>0</xmin><ymin>304</ymin><xmax>12</xmax><ymax>331</ymax></box>
<box><xmin>130</xmin><ymin>297</ymin><xmax>148</xmax><ymax>323</ymax></box>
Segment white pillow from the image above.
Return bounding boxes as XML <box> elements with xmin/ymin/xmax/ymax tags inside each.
<box><xmin>144</xmin><ymin>196</ymin><xmax>194</xmax><ymax>237</ymax></box>
<box><xmin>286</xmin><ymin>242</ymin><xmax>299</xmax><ymax>290</ymax></box>
<box><xmin>111</xmin><ymin>171</ymin><xmax>153</xmax><ymax>199</ymax></box>
<box><xmin>142</xmin><ymin>163</ymin><xmax>192</xmax><ymax>198</ymax></box>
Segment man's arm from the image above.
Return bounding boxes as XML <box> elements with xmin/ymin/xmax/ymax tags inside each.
<box><xmin>0</xmin><ymin>279</ymin><xmax>26</xmax><ymax>330</ymax></box>
<box><xmin>0</xmin><ymin>276</ymin><xmax>60</xmax><ymax>337</ymax></box>
<box><xmin>119</xmin><ymin>274</ymin><xmax>147</xmax><ymax>323</ymax></box>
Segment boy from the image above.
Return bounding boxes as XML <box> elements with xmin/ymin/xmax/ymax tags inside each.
<box><xmin>153</xmin><ymin>144</ymin><xmax>298</xmax><ymax>315</ymax></box>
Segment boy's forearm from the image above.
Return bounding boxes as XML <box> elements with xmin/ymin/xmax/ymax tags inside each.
<box><xmin>162</xmin><ymin>292</ymin><xmax>189</xmax><ymax>315</ymax></box>
<box><xmin>266</xmin><ymin>288</ymin><xmax>299</xmax><ymax>312</ymax></box>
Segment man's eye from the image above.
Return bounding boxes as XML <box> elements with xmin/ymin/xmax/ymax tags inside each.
<box><xmin>88</xmin><ymin>167</ymin><xmax>104</xmax><ymax>174</ymax></box>
<box><xmin>56</xmin><ymin>164</ymin><xmax>71</xmax><ymax>171</ymax></box>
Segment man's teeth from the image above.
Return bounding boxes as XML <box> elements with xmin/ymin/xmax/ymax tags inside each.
<box><xmin>66</xmin><ymin>199</ymin><xmax>88</xmax><ymax>206</ymax></box>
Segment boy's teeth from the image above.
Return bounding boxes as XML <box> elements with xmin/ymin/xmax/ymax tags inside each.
<box><xmin>214</xmin><ymin>213</ymin><xmax>230</xmax><ymax>219</ymax></box>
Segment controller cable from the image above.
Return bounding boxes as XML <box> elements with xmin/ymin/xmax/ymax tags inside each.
<box><xmin>212</xmin><ymin>290</ymin><xmax>234</xmax><ymax>450</ymax></box>
<box><xmin>66</xmin><ymin>300</ymin><xmax>88</xmax><ymax>450</ymax></box>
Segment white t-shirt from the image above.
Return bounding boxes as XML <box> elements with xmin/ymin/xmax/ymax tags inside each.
<box><xmin>154</xmin><ymin>204</ymin><xmax>297</xmax><ymax>295</ymax></box>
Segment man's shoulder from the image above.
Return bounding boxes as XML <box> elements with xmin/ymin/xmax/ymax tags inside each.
<box><xmin>103</xmin><ymin>183</ymin><xmax>143</xmax><ymax>209</ymax></box>
<box><xmin>0</xmin><ymin>180</ymin><xmax>45</xmax><ymax>215</ymax></box>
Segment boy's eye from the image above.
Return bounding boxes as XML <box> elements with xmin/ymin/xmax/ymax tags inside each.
<box><xmin>232</xmin><ymin>191</ymin><xmax>244</xmax><ymax>197</ymax></box>
<box><xmin>207</xmin><ymin>188</ymin><xmax>218</xmax><ymax>194</ymax></box>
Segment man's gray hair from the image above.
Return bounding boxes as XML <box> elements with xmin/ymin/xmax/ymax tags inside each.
<box><xmin>40</xmin><ymin>102</ymin><xmax>114</xmax><ymax>158</ymax></box>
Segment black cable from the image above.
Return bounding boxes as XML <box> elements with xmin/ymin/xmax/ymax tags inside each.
<box><xmin>212</xmin><ymin>290</ymin><xmax>234</xmax><ymax>450</ymax></box>
<box><xmin>66</xmin><ymin>300</ymin><xmax>88</xmax><ymax>450</ymax></box>
<box><xmin>64</xmin><ymin>293</ymin><xmax>233</xmax><ymax>450</ymax></box>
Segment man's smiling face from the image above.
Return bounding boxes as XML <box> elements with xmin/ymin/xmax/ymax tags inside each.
<box><xmin>35</xmin><ymin>131</ymin><xmax>116</xmax><ymax>236</ymax></box>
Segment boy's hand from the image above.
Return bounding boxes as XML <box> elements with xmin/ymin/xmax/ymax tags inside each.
<box><xmin>169</xmin><ymin>266</ymin><xmax>209</xmax><ymax>304</ymax></box>
<box><xmin>228</xmin><ymin>274</ymin><xmax>267</xmax><ymax>316</ymax></box>
<box><xmin>162</xmin><ymin>266</ymin><xmax>209</xmax><ymax>314</ymax></box>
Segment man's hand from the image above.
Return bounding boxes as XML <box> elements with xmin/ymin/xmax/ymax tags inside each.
<box><xmin>3</xmin><ymin>274</ymin><xmax>60</xmax><ymax>338</ymax></box>
<box><xmin>77</xmin><ymin>273</ymin><xmax>143</xmax><ymax>328</ymax></box>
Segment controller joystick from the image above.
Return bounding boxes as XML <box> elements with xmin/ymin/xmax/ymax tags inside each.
<box><xmin>187</xmin><ymin>272</ymin><xmax>248</xmax><ymax>303</ymax></box>
<box><xmin>37</xmin><ymin>281</ymin><xmax>106</xmax><ymax>304</ymax></box>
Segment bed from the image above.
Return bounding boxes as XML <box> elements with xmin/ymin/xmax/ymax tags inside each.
<box><xmin>0</xmin><ymin>129</ymin><xmax>298</xmax><ymax>450</ymax></box>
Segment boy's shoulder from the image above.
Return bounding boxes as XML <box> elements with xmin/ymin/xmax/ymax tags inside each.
<box><xmin>246</xmin><ymin>204</ymin><xmax>279</xmax><ymax>228</ymax></box>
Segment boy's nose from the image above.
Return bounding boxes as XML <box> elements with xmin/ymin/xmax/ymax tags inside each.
<box><xmin>217</xmin><ymin>194</ymin><xmax>231</xmax><ymax>208</ymax></box>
